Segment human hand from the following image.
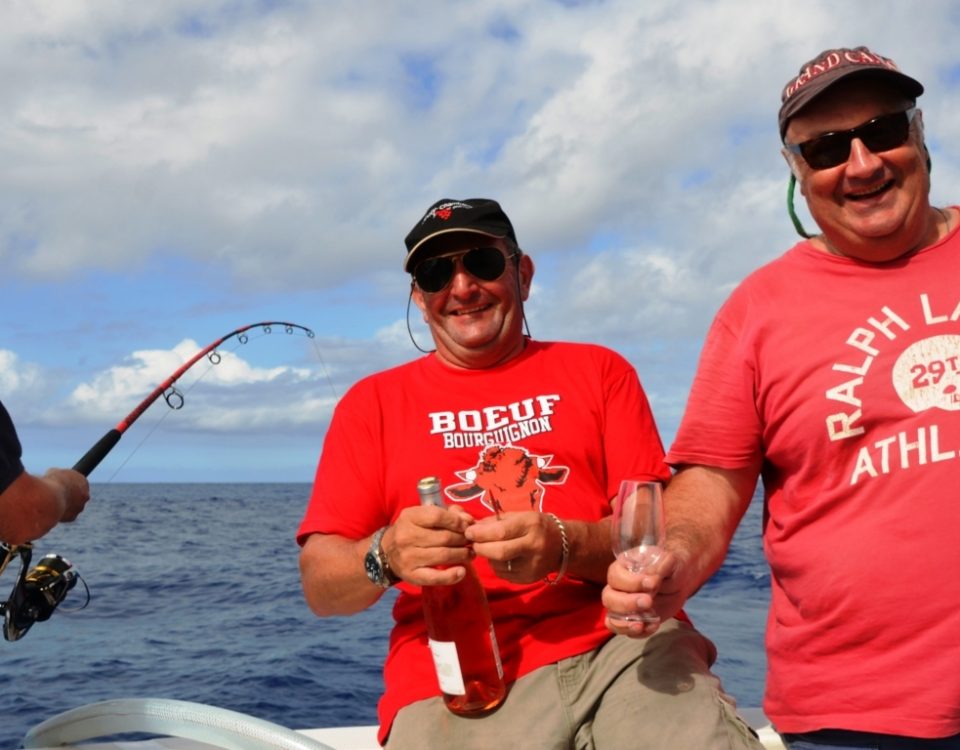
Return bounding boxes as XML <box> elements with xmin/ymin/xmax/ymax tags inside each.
<box><xmin>465</xmin><ymin>511</ymin><xmax>562</xmax><ymax>583</ymax></box>
<box><xmin>384</xmin><ymin>503</ymin><xmax>476</xmax><ymax>586</ymax></box>
<box><xmin>42</xmin><ymin>468</ymin><xmax>90</xmax><ymax>522</ymax></box>
<box><xmin>602</xmin><ymin>547</ymin><xmax>686</xmax><ymax>637</ymax></box>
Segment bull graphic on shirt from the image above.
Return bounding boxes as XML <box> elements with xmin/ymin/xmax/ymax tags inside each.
<box><xmin>447</xmin><ymin>444</ymin><xmax>569</xmax><ymax>514</ymax></box>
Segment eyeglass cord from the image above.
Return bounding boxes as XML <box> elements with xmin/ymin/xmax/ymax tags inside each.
<box><xmin>787</xmin><ymin>175</ymin><xmax>814</xmax><ymax>239</ymax></box>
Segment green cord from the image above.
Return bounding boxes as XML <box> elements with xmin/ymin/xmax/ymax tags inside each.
<box><xmin>787</xmin><ymin>174</ymin><xmax>814</xmax><ymax>239</ymax></box>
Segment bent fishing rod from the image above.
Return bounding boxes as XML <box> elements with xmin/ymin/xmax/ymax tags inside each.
<box><xmin>3</xmin><ymin>321</ymin><xmax>316</xmax><ymax>640</ymax></box>
<box><xmin>72</xmin><ymin>321</ymin><xmax>315</xmax><ymax>477</ymax></box>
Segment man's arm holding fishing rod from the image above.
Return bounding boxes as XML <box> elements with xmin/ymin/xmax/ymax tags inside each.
<box><xmin>0</xmin><ymin>401</ymin><xmax>90</xmax><ymax>546</ymax></box>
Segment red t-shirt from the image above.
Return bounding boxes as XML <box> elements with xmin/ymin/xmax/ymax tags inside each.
<box><xmin>668</xmin><ymin>224</ymin><xmax>960</xmax><ymax>738</ymax></box>
<box><xmin>298</xmin><ymin>340</ymin><xmax>671</xmax><ymax>743</ymax></box>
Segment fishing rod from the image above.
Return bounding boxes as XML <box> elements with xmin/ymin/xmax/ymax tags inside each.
<box><xmin>2</xmin><ymin>321</ymin><xmax>315</xmax><ymax>641</ymax></box>
<box><xmin>72</xmin><ymin>320</ymin><xmax>315</xmax><ymax>477</ymax></box>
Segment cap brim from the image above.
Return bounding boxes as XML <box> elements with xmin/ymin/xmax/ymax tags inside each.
<box><xmin>403</xmin><ymin>228</ymin><xmax>505</xmax><ymax>272</ymax></box>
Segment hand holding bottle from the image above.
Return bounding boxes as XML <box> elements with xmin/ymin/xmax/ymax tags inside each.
<box><xmin>465</xmin><ymin>510</ymin><xmax>566</xmax><ymax>583</ymax></box>
<box><xmin>384</xmin><ymin>501</ymin><xmax>476</xmax><ymax>586</ymax></box>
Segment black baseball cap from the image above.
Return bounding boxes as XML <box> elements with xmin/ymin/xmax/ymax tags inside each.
<box><xmin>403</xmin><ymin>198</ymin><xmax>517</xmax><ymax>272</ymax></box>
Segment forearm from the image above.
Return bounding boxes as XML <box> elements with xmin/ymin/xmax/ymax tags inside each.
<box><xmin>299</xmin><ymin>532</ymin><xmax>385</xmax><ymax>617</ymax></box>
<box><xmin>663</xmin><ymin>463</ymin><xmax>759</xmax><ymax>600</ymax></box>
<box><xmin>553</xmin><ymin>515</ymin><xmax>613</xmax><ymax>584</ymax></box>
<box><xmin>0</xmin><ymin>472</ymin><xmax>70</xmax><ymax>545</ymax></box>
<box><xmin>300</xmin><ymin>503</ymin><xmax>482</xmax><ymax>617</ymax></box>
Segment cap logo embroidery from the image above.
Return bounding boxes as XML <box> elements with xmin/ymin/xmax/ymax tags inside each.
<box><xmin>784</xmin><ymin>49</ymin><xmax>900</xmax><ymax>101</ymax></box>
<box><xmin>421</xmin><ymin>200</ymin><xmax>472</xmax><ymax>225</ymax></box>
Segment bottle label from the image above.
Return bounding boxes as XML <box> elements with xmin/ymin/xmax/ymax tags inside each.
<box><xmin>427</xmin><ymin>639</ymin><xmax>466</xmax><ymax>695</ymax></box>
<box><xmin>490</xmin><ymin>624</ymin><xmax>504</xmax><ymax>679</ymax></box>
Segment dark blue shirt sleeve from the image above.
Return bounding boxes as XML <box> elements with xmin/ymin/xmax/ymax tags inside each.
<box><xmin>0</xmin><ymin>401</ymin><xmax>25</xmax><ymax>494</ymax></box>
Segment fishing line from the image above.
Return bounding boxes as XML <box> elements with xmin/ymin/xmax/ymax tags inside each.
<box><xmin>305</xmin><ymin>330</ymin><xmax>340</xmax><ymax>404</ymax></box>
<box><xmin>93</xmin><ymin>325</ymin><xmax>335</xmax><ymax>484</ymax></box>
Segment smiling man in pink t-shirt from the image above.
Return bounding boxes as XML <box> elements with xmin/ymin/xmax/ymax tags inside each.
<box><xmin>605</xmin><ymin>46</ymin><xmax>960</xmax><ymax>749</ymax></box>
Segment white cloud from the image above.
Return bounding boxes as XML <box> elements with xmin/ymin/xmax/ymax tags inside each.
<box><xmin>3</xmin><ymin>0</ymin><xmax>960</xmax><ymax>477</ymax></box>
<box><xmin>3</xmin><ymin>0</ymin><xmax>958</xmax><ymax>290</ymax></box>
<box><xmin>62</xmin><ymin>337</ymin><xmax>334</xmax><ymax>431</ymax></box>
<box><xmin>0</xmin><ymin>349</ymin><xmax>45</xmax><ymax>396</ymax></box>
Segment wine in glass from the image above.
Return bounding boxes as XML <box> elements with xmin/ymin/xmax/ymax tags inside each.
<box><xmin>609</xmin><ymin>479</ymin><xmax>665</xmax><ymax>623</ymax></box>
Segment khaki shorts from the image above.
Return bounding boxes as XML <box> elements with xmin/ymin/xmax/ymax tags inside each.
<box><xmin>386</xmin><ymin>618</ymin><xmax>762</xmax><ymax>750</ymax></box>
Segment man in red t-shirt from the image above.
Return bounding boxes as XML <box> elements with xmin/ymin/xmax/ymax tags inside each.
<box><xmin>604</xmin><ymin>47</ymin><xmax>960</xmax><ymax>749</ymax></box>
<box><xmin>298</xmin><ymin>198</ymin><xmax>761</xmax><ymax>749</ymax></box>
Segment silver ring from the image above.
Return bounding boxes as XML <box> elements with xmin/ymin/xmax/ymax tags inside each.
<box><xmin>506</xmin><ymin>559</ymin><xmax>513</xmax><ymax>573</ymax></box>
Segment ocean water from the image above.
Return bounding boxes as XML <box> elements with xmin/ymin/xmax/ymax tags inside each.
<box><xmin>1</xmin><ymin>483</ymin><xmax>769</xmax><ymax>748</ymax></box>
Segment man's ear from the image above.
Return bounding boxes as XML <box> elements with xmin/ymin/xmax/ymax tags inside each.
<box><xmin>518</xmin><ymin>254</ymin><xmax>535</xmax><ymax>301</ymax></box>
<box><xmin>781</xmin><ymin>148</ymin><xmax>805</xmax><ymax>193</ymax></box>
<box><xmin>410</xmin><ymin>282</ymin><xmax>428</xmax><ymax>320</ymax></box>
<box><xmin>913</xmin><ymin>110</ymin><xmax>932</xmax><ymax>173</ymax></box>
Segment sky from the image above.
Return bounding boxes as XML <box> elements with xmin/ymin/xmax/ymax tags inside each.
<box><xmin>3</xmin><ymin>0</ymin><xmax>960</xmax><ymax>483</ymax></box>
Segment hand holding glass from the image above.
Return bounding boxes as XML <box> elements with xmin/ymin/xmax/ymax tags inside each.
<box><xmin>609</xmin><ymin>480</ymin><xmax>664</xmax><ymax>623</ymax></box>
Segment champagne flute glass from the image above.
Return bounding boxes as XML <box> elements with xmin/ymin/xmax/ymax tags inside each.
<box><xmin>609</xmin><ymin>479</ymin><xmax>665</xmax><ymax>623</ymax></box>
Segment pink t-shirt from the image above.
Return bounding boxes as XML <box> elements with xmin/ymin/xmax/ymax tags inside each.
<box><xmin>668</xmin><ymin>222</ymin><xmax>960</xmax><ymax>738</ymax></box>
<box><xmin>298</xmin><ymin>340</ymin><xmax>672</xmax><ymax>743</ymax></box>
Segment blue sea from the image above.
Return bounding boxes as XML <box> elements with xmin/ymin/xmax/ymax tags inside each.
<box><xmin>1</xmin><ymin>483</ymin><xmax>769</xmax><ymax>748</ymax></box>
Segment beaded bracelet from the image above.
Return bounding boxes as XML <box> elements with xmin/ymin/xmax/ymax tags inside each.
<box><xmin>543</xmin><ymin>512</ymin><xmax>569</xmax><ymax>585</ymax></box>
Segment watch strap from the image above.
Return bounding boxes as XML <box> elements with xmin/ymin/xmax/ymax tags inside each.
<box><xmin>365</xmin><ymin>526</ymin><xmax>399</xmax><ymax>588</ymax></box>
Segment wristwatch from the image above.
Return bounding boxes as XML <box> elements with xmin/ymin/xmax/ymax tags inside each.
<box><xmin>364</xmin><ymin>526</ymin><xmax>399</xmax><ymax>589</ymax></box>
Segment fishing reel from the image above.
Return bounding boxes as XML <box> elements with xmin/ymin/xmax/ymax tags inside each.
<box><xmin>0</xmin><ymin>542</ymin><xmax>85</xmax><ymax>641</ymax></box>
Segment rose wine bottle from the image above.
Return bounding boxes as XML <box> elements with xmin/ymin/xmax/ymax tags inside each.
<box><xmin>417</xmin><ymin>476</ymin><xmax>506</xmax><ymax>715</ymax></box>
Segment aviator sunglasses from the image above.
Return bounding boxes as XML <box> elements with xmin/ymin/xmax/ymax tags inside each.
<box><xmin>413</xmin><ymin>246</ymin><xmax>517</xmax><ymax>293</ymax></box>
<box><xmin>785</xmin><ymin>107</ymin><xmax>917</xmax><ymax>170</ymax></box>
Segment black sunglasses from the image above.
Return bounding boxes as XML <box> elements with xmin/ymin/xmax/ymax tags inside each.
<box><xmin>413</xmin><ymin>246</ymin><xmax>516</xmax><ymax>293</ymax></box>
<box><xmin>785</xmin><ymin>107</ymin><xmax>916</xmax><ymax>170</ymax></box>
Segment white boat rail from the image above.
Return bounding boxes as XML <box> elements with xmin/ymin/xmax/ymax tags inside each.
<box><xmin>23</xmin><ymin>698</ymin><xmax>786</xmax><ymax>750</ymax></box>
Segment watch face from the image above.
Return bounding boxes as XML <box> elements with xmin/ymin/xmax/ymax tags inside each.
<box><xmin>364</xmin><ymin>550</ymin><xmax>383</xmax><ymax>585</ymax></box>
